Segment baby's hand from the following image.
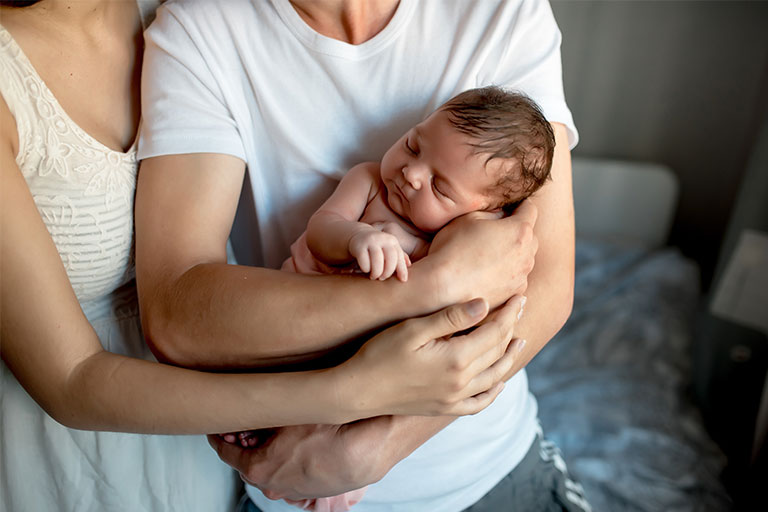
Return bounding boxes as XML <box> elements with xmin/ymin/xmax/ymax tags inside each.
<box><xmin>349</xmin><ymin>228</ymin><xmax>410</xmax><ymax>281</ymax></box>
<box><xmin>218</xmin><ymin>429</ymin><xmax>264</xmax><ymax>448</ymax></box>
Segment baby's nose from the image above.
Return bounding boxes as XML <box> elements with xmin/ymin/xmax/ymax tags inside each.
<box><xmin>402</xmin><ymin>167</ymin><xmax>423</xmax><ymax>190</ymax></box>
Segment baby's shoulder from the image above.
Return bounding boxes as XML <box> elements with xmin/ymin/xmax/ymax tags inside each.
<box><xmin>346</xmin><ymin>161</ymin><xmax>381</xmax><ymax>181</ymax></box>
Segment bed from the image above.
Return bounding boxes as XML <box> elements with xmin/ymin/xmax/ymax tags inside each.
<box><xmin>526</xmin><ymin>157</ymin><xmax>733</xmax><ymax>510</ymax></box>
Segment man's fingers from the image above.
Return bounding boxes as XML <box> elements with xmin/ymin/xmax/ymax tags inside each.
<box><xmin>412</xmin><ymin>298</ymin><xmax>489</xmax><ymax>343</ymax></box>
<box><xmin>509</xmin><ymin>198</ymin><xmax>538</xmax><ymax>225</ymax></box>
<box><xmin>480</xmin><ymin>294</ymin><xmax>526</xmax><ymax>326</ymax></box>
<box><xmin>462</xmin><ymin>210</ymin><xmax>503</xmax><ymax>222</ymax></box>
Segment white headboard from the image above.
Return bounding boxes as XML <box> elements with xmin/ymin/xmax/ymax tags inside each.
<box><xmin>571</xmin><ymin>157</ymin><xmax>679</xmax><ymax>249</ymax></box>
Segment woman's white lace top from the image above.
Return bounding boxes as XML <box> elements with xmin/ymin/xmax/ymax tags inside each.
<box><xmin>0</xmin><ymin>25</ymin><xmax>137</xmax><ymax>304</ymax></box>
<box><xmin>0</xmin><ymin>13</ymin><xmax>241</xmax><ymax>511</ymax></box>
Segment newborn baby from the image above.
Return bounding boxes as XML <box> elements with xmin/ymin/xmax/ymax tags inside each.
<box><xmin>284</xmin><ymin>85</ymin><xmax>555</xmax><ymax>282</ymax></box>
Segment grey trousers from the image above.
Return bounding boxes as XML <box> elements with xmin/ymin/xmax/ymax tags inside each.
<box><xmin>463</xmin><ymin>433</ymin><xmax>591</xmax><ymax>512</ymax></box>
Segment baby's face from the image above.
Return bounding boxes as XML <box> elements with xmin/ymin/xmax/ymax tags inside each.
<box><xmin>380</xmin><ymin>109</ymin><xmax>500</xmax><ymax>233</ymax></box>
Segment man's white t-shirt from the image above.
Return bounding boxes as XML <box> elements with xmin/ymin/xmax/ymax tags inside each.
<box><xmin>139</xmin><ymin>0</ymin><xmax>578</xmax><ymax>510</ymax></box>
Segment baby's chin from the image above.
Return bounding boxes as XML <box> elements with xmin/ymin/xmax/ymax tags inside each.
<box><xmin>409</xmin><ymin>215</ymin><xmax>443</xmax><ymax>234</ymax></box>
<box><xmin>385</xmin><ymin>186</ymin><xmax>407</xmax><ymax>216</ymax></box>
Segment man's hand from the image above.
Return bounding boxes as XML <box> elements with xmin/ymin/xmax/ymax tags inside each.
<box><xmin>208</xmin><ymin>417</ymin><xmax>394</xmax><ymax>501</ymax></box>
<box><xmin>424</xmin><ymin>201</ymin><xmax>539</xmax><ymax>309</ymax></box>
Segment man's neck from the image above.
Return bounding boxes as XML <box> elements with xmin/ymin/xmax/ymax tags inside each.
<box><xmin>289</xmin><ymin>0</ymin><xmax>400</xmax><ymax>45</ymax></box>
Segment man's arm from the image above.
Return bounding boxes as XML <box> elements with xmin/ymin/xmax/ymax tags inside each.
<box><xmin>213</xmin><ymin>123</ymin><xmax>574</xmax><ymax>498</ymax></box>
<box><xmin>501</xmin><ymin>122</ymin><xmax>575</xmax><ymax>376</ymax></box>
<box><xmin>135</xmin><ymin>153</ymin><xmax>537</xmax><ymax>369</ymax></box>
<box><xmin>136</xmin><ymin>153</ymin><xmax>420</xmax><ymax>368</ymax></box>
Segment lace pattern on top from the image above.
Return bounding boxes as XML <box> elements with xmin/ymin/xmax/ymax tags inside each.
<box><xmin>0</xmin><ymin>25</ymin><xmax>138</xmax><ymax>304</ymax></box>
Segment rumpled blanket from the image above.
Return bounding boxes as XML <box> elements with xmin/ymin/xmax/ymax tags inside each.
<box><xmin>528</xmin><ymin>240</ymin><xmax>732</xmax><ymax>511</ymax></box>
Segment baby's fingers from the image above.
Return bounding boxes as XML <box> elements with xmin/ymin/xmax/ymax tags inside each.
<box><xmin>354</xmin><ymin>248</ymin><xmax>371</xmax><ymax>274</ymax></box>
<box><xmin>220</xmin><ymin>433</ymin><xmax>238</xmax><ymax>444</ymax></box>
<box><xmin>369</xmin><ymin>248</ymin><xmax>384</xmax><ymax>280</ymax></box>
<box><xmin>395</xmin><ymin>251</ymin><xmax>409</xmax><ymax>282</ymax></box>
<box><xmin>380</xmin><ymin>246</ymin><xmax>399</xmax><ymax>281</ymax></box>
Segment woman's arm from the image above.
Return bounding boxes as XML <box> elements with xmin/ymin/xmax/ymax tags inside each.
<box><xmin>0</xmin><ymin>137</ymin><xmax>521</xmax><ymax>435</ymax></box>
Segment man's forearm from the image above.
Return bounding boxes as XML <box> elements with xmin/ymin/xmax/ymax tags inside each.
<box><xmin>136</xmin><ymin>153</ymin><xmax>544</xmax><ymax>371</ymax></box>
<box><xmin>141</xmin><ymin>261</ymin><xmax>440</xmax><ymax>369</ymax></box>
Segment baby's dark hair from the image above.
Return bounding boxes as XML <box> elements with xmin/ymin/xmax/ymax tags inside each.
<box><xmin>441</xmin><ymin>86</ymin><xmax>555</xmax><ymax>208</ymax></box>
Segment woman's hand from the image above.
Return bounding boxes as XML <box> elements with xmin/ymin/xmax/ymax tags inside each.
<box><xmin>335</xmin><ymin>295</ymin><xmax>526</xmax><ymax>418</ymax></box>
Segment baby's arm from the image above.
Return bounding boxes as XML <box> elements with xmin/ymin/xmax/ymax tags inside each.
<box><xmin>369</xmin><ymin>221</ymin><xmax>430</xmax><ymax>262</ymax></box>
<box><xmin>307</xmin><ymin>163</ymin><xmax>410</xmax><ymax>281</ymax></box>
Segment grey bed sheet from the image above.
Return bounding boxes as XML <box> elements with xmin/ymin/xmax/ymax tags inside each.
<box><xmin>527</xmin><ymin>240</ymin><xmax>732</xmax><ymax>511</ymax></box>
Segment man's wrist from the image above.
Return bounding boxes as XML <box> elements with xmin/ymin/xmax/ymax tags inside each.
<box><xmin>407</xmin><ymin>256</ymin><xmax>455</xmax><ymax>312</ymax></box>
<box><xmin>348</xmin><ymin>415</ymin><xmax>455</xmax><ymax>483</ymax></box>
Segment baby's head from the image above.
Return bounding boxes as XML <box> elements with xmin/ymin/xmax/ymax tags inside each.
<box><xmin>380</xmin><ymin>86</ymin><xmax>555</xmax><ymax>232</ymax></box>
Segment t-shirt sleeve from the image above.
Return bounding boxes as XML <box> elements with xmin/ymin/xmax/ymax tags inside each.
<box><xmin>493</xmin><ymin>0</ymin><xmax>579</xmax><ymax>149</ymax></box>
<box><xmin>138</xmin><ymin>4</ymin><xmax>245</xmax><ymax>161</ymax></box>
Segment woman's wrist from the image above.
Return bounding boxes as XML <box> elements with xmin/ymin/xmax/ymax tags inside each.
<box><xmin>321</xmin><ymin>360</ymin><xmax>381</xmax><ymax>423</ymax></box>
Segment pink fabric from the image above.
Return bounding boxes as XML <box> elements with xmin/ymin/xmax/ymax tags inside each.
<box><xmin>284</xmin><ymin>488</ymin><xmax>368</xmax><ymax>512</ymax></box>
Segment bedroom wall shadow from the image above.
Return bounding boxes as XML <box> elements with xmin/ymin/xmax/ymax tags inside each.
<box><xmin>551</xmin><ymin>0</ymin><xmax>768</xmax><ymax>290</ymax></box>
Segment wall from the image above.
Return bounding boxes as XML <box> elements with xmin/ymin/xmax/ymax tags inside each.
<box><xmin>551</xmin><ymin>0</ymin><xmax>768</xmax><ymax>288</ymax></box>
